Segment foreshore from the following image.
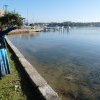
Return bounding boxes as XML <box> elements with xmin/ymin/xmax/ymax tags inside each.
<box><xmin>9</xmin><ymin>29</ymin><xmax>44</xmax><ymax>34</ymax></box>
<box><xmin>6</xmin><ymin>37</ymin><xmax>61</xmax><ymax>100</ymax></box>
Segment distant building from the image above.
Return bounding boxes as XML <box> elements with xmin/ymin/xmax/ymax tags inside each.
<box><xmin>0</xmin><ymin>10</ymin><xmax>5</xmax><ymax>17</ymax></box>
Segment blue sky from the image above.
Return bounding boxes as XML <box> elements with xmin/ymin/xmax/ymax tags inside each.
<box><xmin>0</xmin><ymin>0</ymin><xmax>100</xmax><ymax>22</ymax></box>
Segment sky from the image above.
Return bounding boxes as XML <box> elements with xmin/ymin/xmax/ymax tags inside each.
<box><xmin>0</xmin><ymin>0</ymin><xmax>100</xmax><ymax>23</ymax></box>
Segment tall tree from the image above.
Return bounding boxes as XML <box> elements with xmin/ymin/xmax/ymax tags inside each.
<box><xmin>0</xmin><ymin>11</ymin><xmax>24</xmax><ymax>26</ymax></box>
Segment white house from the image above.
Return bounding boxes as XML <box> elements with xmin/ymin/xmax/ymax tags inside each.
<box><xmin>0</xmin><ymin>10</ymin><xmax>5</xmax><ymax>17</ymax></box>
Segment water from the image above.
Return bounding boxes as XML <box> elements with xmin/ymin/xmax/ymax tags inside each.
<box><xmin>8</xmin><ymin>27</ymin><xmax>100</xmax><ymax>100</ymax></box>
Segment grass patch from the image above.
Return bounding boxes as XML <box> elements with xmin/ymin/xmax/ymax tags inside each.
<box><xmin>0</xmin><ymin>49</ymin><xmax>26</xmax><ymax>100</ymax></box>
<box><xmin>0</xmin><ymin>47</ymin><xmax>44</xmax><ymax>100</ymax></box>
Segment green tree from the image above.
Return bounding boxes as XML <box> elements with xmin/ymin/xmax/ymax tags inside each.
<box><xmin>0</xmin><ymin>11</ymin><xmax>24</xmax><ymax>26</ymax></box>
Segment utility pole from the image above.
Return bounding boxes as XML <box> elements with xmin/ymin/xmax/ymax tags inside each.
<box><xmin>4</xmin><ymin>5</ymin><xmax>8</xmax><ymax>13</ymax></box>
<box><xmin>4</xmin><ymin>5</ymin><xmax>8</xmax><ymax>27</ymax></box>
<box><xmin>27</xmin><ymin>8</ymin><xmax>28</xmax><ymax>25</ymax></box>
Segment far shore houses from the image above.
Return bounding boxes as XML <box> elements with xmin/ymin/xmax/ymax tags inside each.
<box><xmin>0</xmin><ymin>10</ymin><xmax>5</xmax><ymax>17</ymax></box>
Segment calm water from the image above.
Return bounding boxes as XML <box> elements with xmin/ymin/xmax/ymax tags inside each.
<box><xmin>8</xmin><ymin>27</ymin><xmax>100</xmax><ymax>100</ymax></box>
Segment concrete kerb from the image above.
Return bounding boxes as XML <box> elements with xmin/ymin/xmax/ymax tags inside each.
<box><xmin>6</xmin><ymin>37</ymin><xmax>61</xmax><ymax>100</ymax></box>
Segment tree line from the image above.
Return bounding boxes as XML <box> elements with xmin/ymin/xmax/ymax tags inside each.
<box><xmin>47</xmin><ymin>22</ymin><xmax>100</xmax><ymax>27</ymax></box>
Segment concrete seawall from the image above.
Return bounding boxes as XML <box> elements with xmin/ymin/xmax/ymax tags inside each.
<box><xmin>6</xmin><ymin>37</ymin><xmax>61</xmax><ymax>100</ymax></box>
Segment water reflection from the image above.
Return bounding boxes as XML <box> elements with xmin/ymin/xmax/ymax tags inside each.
<box><xmin>9</xmin><ymin>32</ymin><xmax>41</xmax><ymax>39</ymax></box>
<box><xmin>8</xmin><ymin>27</ymin><xmax>100</xmax><ymax>100</ymax></box>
